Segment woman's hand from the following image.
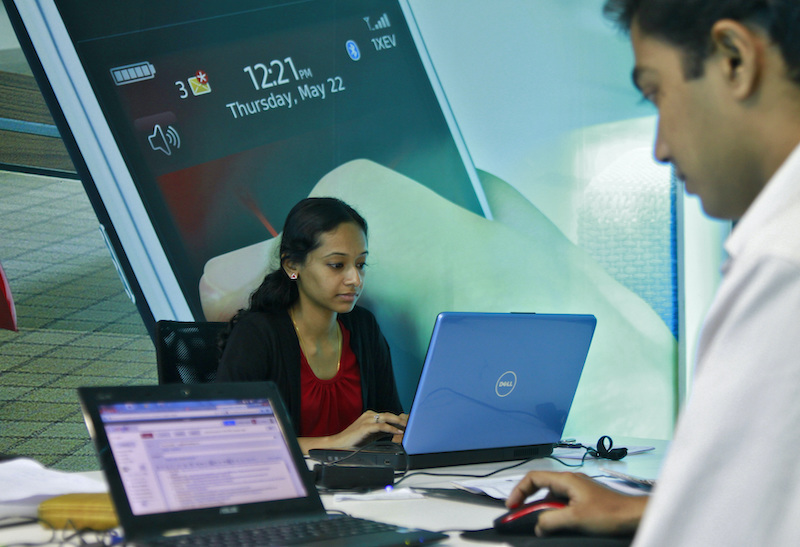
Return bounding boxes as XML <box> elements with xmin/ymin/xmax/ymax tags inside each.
<box><xmin>506</xmin><ymin>471</ymin><xmax>648</xmax><ymax>537</ymax></box>
<box><xmin>389</xmin><ymin>412</ymin><xmax>409</xmax><ymax>443</ymax></box>
<box><xmin>298</xmin><ymin>411</ymin><xmax>408</xmax><ymax>454</ymax></box>
<box><xmin>336</xmin><ymin>410</ymin><xmax>408</xmax><ymax>447</ymax></box>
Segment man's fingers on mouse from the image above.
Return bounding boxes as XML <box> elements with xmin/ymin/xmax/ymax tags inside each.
<box><xmin>505</xmin><ymin>489</ymin><xmax>525</xmax><ymax>508</ymax></box>
<box><xmin>535</xmin><ymin>506</ymin><xmax>573</xmax><ymax>535</ymax></box>
<box><xmin>506</xmin><ymin>478</ymin><xmax>543</xmax><ymax>506</ymax></box>
<box><xmin>507</xmin><ymin>472</ymin><xmax>551</xmax><ymax>505</ymax></box>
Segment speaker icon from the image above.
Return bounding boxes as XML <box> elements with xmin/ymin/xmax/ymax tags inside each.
<box><xmin>148</xmin><ymin>124</ymin><xmax>181</xmax><ymax>156</ymax></box>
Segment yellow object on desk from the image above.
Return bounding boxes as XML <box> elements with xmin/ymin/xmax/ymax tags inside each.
<box><xmin>37</xmin><ymin>493</ymin><xmax>118</xmax><ymax>530</ymax></box>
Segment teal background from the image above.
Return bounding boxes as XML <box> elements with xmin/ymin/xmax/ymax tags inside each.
<box><xmin>379</xmin><ymin>1</ymin><xmax>678</xmax><ymax>439</ymax></box>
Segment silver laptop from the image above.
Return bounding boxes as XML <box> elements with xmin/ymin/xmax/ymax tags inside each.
<box><xmin>78</xmin><ymin>382</ymin><xmax>445</xmax><ymax>546</ymax></box>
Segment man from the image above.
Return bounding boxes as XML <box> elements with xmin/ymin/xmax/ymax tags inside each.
<box><xmin>507</xmin><ymin>0</ymin><xmax>800</xmax><ymax>545</ymax></box>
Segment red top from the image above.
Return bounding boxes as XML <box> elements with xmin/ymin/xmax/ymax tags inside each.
<box><xmin>299</xmin><ymin>322</ymin><xmax>363</xmax><ymax>437</ymax></box>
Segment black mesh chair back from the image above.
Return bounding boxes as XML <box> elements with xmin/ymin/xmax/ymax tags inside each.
<box><xmin>155</xmin><ymin>320</ymin><xmax>227</xmax><ymax>384</ymax></box>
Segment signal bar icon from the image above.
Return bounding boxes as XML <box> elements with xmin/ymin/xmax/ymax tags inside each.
<box><xmin>364</xmin><ymin>13</ymin><xmax>390</xmax><ymax>31</ymax></box>
<box><xmin>111</xmin><ymin>62</ymin><xmax>156</xmax><ymax>86</ymax></box>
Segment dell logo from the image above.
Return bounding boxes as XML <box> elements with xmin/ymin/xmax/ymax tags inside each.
<box><xmin>495</xmin><ymin>371</ymin><xmax>517</xmax><ymax>397</ymax></box>
<box><xmin>220</xmin><ymin>506</ymin><xmax>239</xmax><ymax>515</ymax></box>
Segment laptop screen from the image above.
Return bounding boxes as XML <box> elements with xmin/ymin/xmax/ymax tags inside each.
<box><xmin>98</xmin><ymin>398</ymin><xmax>307</xmax><ymax>515</ymax></box>
<box><xmin>79</xmin><ymin>382</ymin><xmax>325</xmax><ymax>539</ymax></box>
<box><xmin>402</xmin><ymin>312</ymin><xmax>596</xmax><ymax>462</ymax></box>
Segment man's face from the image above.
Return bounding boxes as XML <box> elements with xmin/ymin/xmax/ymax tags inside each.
<box><xmin>631</xmin><ymin>21</ymin><xmax>754</xmax><ymax>219</ymax></box>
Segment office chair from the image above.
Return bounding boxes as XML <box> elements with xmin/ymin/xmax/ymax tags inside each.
<box><xmin>155</xmin><ymin>320</ymin><xmax>227</xmax><ymax>384</ymax></box>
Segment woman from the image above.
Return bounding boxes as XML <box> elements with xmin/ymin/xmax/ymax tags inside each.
<box><xmin>216</xmin><ymin>197</ymin><xmax>407</xmax><ymax>453</ymax></box>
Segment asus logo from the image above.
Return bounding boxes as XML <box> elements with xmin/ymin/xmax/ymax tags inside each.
<box><xmin>220</xmin><ymin>506</ymin><xmax>239</xmax><ymax>515</ymax></box>
<box><xmin>495</xmin><ymin>371</ymin><xmax>517</xmax><ymax>397</ymax></box>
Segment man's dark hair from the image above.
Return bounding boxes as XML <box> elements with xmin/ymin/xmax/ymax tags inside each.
<box><xmin>603</xmin><ymin>0</ymin><xmax>800</xmax><ymax>84</ymax></box>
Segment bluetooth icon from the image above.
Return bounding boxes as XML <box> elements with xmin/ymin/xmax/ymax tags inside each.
<box><xmin>345</xmin><ymin>40</ymin><xmax>361</xmax><ymax>61</ymax></box>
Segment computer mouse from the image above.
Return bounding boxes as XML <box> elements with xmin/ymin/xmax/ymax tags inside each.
<box><xmin>493</xmin><ymin>498</ymin><xmax>568</xmax><ymax>535</ymax></box>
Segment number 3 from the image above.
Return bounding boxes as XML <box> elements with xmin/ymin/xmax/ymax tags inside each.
<box><xmin>175</xmin><ymin>80</ymin><xmax>188</xmax><ymax>99</ymax></box>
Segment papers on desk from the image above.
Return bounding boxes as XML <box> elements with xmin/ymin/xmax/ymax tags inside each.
<box><xmin>0</xmin><ymin>458</ymin><xmax>107</xmax><ymax>518</ymax></box>
<box><xmin>452</xmin><ymin>473</ymin><xmax>535</xmax><ymax>502</ymax></box>
<box><xmin>453</xmin><ymin>468</ymin><xmax>654</xmax><ymax>501</ymax></box>
<box><xmin>332</xmin><ymin>487</ymin><xmax>424</xmax><ymax>502</ymax></box>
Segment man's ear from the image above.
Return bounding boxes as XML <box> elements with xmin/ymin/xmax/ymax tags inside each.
<box><xmin>710</xmin><ymin>19</ymin><xmax>763</xmax><ymax>99</ymax></box>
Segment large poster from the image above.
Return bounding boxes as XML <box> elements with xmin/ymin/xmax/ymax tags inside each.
<box><xmin>12</xmin><ymin>0</ymin><xmax>684</xmax><ymax>439</ymax></box>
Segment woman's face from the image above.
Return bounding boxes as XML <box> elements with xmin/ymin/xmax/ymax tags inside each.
<box><xmin>291</xmin><ymin>221</ymin><xmax>368</xmax><ymax>315</ymax></box>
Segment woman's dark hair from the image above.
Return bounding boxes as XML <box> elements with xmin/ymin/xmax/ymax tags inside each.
<box><xmin>603</xmin><ymin>0</ymin><xmax>800</xmax><ymax>84</ymax></box>
<box><xmin>250</xmin><ymin>197</ymin><xmax>367</xmax><ymax>310</ymax></box>
<box><xmin>218</xmin><ymin>197</ymin><xmax>367</xmax><ymax>353</ymax></box>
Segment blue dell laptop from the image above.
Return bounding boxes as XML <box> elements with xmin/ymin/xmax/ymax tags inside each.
<box><xmin>311</xmin><ymin>312</ymin><xmax>597</xmax><ymax>469</ymax></box>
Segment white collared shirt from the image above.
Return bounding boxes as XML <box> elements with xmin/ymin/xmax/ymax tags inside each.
<box><xmin>633</xmin><ymin>142</ymin><xmax>800</xmax><ymax>546</ymax></box>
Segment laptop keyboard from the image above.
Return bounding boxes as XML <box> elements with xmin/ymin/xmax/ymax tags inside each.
<box><xmin>146</xmin><ymin>515</ymin><xmax>405</xmax><ymax>546</ymax></box>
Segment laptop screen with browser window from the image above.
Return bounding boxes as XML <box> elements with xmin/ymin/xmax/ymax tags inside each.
<box><xmin>99</xmin><ymin>398</ymin><xmax>307</xmax><ymax>515</ymax></box>
<box><xmin>79</xmin><ymin>382</ymin><xmax>447</xmax><ymax>545</ymax></box>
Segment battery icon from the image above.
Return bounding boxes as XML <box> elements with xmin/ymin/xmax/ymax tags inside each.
<box><xmin>110</xmin><ymin>62</ymin><xmax>156</xmax><ymax>85</ymax></box>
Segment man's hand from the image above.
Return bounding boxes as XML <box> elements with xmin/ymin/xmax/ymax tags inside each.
<box><xmin>506</xmin><ymin>471</ymin><xmax>648</xmax><ymax>537</ymax></box>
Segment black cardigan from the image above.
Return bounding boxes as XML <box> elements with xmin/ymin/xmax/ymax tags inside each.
<box><xmin>216</xmin><ymin>305</ymin><xmax>403</xmax><ymax>434</ymax></box>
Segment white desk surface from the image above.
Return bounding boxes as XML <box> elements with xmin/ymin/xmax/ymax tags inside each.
<box><xmin>0</xmin><ymin>438</ymin><xmax>667</xmax><ymax>546</ymax></box>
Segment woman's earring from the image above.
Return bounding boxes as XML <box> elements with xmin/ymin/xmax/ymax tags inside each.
<box><xmin>289</xmin><ymin>273</ymin><xmax>298</xmax><ymax>280</ymax></box>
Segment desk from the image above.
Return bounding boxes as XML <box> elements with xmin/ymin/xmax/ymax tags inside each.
<box><xmin>0</xmin><ymin>438</ymin><xmax>667</xmax><ymax>546</ymax></box>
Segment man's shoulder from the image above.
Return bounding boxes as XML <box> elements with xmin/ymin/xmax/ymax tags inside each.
<box><xmin>751</xmin><ymin>200</ymin><xmax>800</xmax><ymax>264</ymax></box>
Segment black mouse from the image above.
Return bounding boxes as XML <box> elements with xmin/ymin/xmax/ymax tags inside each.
<box><xmin>493</xmin><ymin>498</ymin><xmax>568</xmax><ymax>535</ymax></box>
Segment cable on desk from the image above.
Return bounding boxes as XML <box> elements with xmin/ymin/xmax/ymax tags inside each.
<box><xmin>0</xmin><ymin>516</ymin><xmax>57</xmax><ymax>547</ymax></box>
<box><xmin>549</xmin><ymin>436</ymin><xmax>629</xmax><ymax>467</ymax></box>
<box><xmin>396</xmin><ymin>435</ymin><xmax>627</xmax><ymax>484</ymax></box>
<box><xmin>304</xmin><ymin>437</ymin><xmax>395</xmax><ymax>469</ymax></box>
<box><xmin>547</xmin><ymin>449</ymin><xmax>594</xmax><ymax>468</ymax></box>
<box><xmin>0</xmin><ymin>516</ymin><xmax>123</xmax><ymax>547</ymax></box>
<box><xmin>309</xmin><ymin>436</ymin><xmax>628</xmax><ymax>491</ymax></box>
<box><xmin>0</xmin><ymin>517</ymin><xmax>41</xmax><ymax>530</ymax></box>
<box><xmin>393</xmin><ymin>456</ymin><xmax>537</xmax><ymax>486</ymax></box>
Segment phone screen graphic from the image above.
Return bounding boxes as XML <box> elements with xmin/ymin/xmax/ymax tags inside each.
<box><xmin>12</xmin><ymin>0</ymin><xmax>489</xmax><ymax>321</ymax></box>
